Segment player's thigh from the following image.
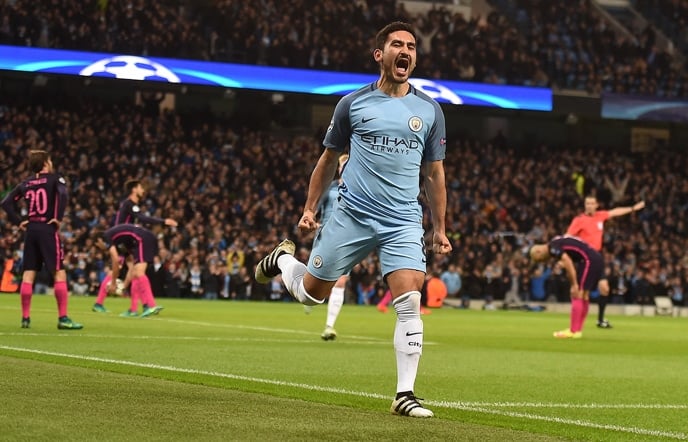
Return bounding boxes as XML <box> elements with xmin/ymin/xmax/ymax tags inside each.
<box><xmin>386</xmin><ymin>269</ymin><xmax>425</xmax><ymax>298</ymax></box>
<box><xmin>37</xmin><ymin>231</ymin><xmax>62</xmax><ymax>272</ymax></box>
<box><xmin>577</xmin><ymin>254</ymin><xmax>604</xmax><ymax>292</ymax></box>
<box><xmin>21</xmin><ymin>233</ymin><xmax>42</xmax><ymax>271</ymax></box>
<box><xmin>308</xmin><ymin>208</ymin><xmax>375</xmax><ymax>281</ymax></box>
<box><xmin>377</xmin><ymin>222</ymin><xmax>426</xmax><ymax>279</ymax></box>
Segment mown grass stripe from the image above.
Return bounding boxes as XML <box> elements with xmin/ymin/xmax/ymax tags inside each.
<box><xmin>2</xmin><ymin>344</ymin><xmax>685</xmax><ymax>440</ymax></box>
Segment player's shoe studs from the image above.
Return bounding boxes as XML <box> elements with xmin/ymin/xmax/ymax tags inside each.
<box><xmin>255</xmin><ymin>239</ymin><xmax>296</xmax><ymax>283</ymax></box>
<box><xmin>390</xmin><ymin>394</ymin><xmax>434</xmax><ymax>418</ymax></box>
<box><xmin>321</xmin><ymin>326</ymin><xmax>337</xmax><ymax>341</ymax></box>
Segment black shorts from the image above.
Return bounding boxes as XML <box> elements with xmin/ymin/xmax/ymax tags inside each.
<box><xmin>130</xmin><ymin>228</ymin><xmax>157</xmax><ymax>264</ymax></box>
<box><xmin>22</xmin><ymin>224</ymin><xmax>64</xmax><ymax>272</ymax></box>
<box><xmin>575</xmin><ymin>249</ymin><xmax>604</xmax><ymax>292</ymax></box>
<box><xmin>107</xmin><ymin>224</ymin><xmax>158</xmax><ymax>264</ymax></box>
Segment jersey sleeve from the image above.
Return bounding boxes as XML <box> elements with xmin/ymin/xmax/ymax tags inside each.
<box><xmin>0</xmin><ymin>182</ymin><xmax>25</xmax><ymax>225</ymax></box>
<box><xmin>55</xmin><ymin>176</ymin><xmax>68</xmax><ymax>221</ymax></box>
<box><xmin>136</xmin><ymin>212</ymin><xmax>165</xmax><ymax>225</ymax></box>
<box><xmin>548</xmin><ymin>243</ymin><xmax>563</xmax><ymax>260</ymax></box>
<box><xmin>322</xmin><ymin>94</ymin><xmax>354</xmax><ymax>151</ymax></box>
<box><xmin>423</xmin><ymin>99</ymin><xmax>447</xmax><ymax>163</ymax></box>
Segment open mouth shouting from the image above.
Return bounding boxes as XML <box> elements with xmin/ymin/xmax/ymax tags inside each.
<box><xmin>394</xmin><ymin>56</ymin><xmax>411</xmax><ymax>78</ymax></box>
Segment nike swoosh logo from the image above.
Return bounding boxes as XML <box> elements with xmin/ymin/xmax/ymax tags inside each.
<box><xmin>361</xmin><ymin>117</ymin><xmax>376</xmax><ymax>123</ymax></box>
<box><xmin>406</xmin><ymin>331</ymin><xmax>423</xmax><ymax>336</ymax></box>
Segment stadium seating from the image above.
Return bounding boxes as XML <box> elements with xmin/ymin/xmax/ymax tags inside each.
<box><xmin>1</xmin><ymin>0</ymin><xmax>686</xmax><ymax>95</ymax></box>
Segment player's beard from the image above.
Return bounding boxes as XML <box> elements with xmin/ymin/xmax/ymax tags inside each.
<box><xmin>384</xmin><ymin>63</ymin><xmax>410</xmax><ymax>84</ymax></box>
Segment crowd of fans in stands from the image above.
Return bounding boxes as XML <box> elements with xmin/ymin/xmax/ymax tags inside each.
<box><xmin>633</xmin><ymin>0</ymin><xmax>688</xmax><ymax>53</ymax></box>
<box><xmin>1</xmin><ymin>0</ymin><xmax>688</xmax><ymax>307</ymax></box>
<box><xmin>1</xmin><ymin>97</ymin><xmax>686</xmax><ymax>307</ymax></box>
<box><xmin>1</xmin><ymin>0</ymin><xmax>688</xmax><ymax>96</ymax></box>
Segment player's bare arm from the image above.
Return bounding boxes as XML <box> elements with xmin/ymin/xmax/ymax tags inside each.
<box><xmin>559</xmin><ymin>253</ymin><xmax>580</xmax><ymax>297</ymax></box>
<box><xmin>121</xmin><ymin>255</ymin><xmax>135</xmax><ymax>288</ymax></box>
<box><xmin>107</xmin><ymin>246</ymin><xmax>121</xmax><ymax>294</ymax></box>
<box><xmin>299</xmin><ymin>148</ymin><xmax>340</xmax><ymax>233</ymax></box>
<box><xmin>423</xmin><ymin>160</ymin><xmax>451</xmax><ymax>254</ymax></box>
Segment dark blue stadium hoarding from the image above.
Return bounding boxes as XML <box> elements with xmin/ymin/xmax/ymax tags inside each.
<box><xmin>602</xmin><ymin>93</ymin><xmax>688</xmax><ymax>123</ymax></box>
<box><xmin>0</xmin><ymin>45</ymin><xmax>552</xmax><ymax>111</ymax></box>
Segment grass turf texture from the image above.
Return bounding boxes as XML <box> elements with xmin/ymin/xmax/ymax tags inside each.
<box><xmin>0</xmin><ymin>294</ymin><xmax>686</xmax><ymax>441</ymax></box>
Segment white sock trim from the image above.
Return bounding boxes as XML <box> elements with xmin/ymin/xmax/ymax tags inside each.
<box><xmin>278</xmin><ymin>255</ymin><xmax>323</xmax><ymax>306</ymax></box>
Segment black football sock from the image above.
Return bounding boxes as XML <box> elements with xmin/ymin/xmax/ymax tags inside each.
<box><xmin>598</xmin><ymin>296</ymin><xmax>608</xmax><ymax>322</ymax></box>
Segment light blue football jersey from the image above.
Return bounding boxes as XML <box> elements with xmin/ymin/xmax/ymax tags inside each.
<box><xmin>323</xmin><ymin>82</ymin><xmax>446</xmax><ymax>222</ymax></box>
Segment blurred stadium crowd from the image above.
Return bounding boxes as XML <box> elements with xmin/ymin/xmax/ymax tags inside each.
<box><xmin>2</xmin><ymin>0</ymin><xmax>688</xmax><ymax>96</ymax></box>
<box><xmin>1</xmin><ymin>0</ymin><xmax>687</xmax><ymax>307</ymax></box>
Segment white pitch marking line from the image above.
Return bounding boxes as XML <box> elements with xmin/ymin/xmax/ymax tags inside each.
<box><xmin>1</xmin><ymin>345</ymin><xmax>686</xmax><ymax>440</ymax></box>
<box><xmin>0</xmin><ymin>305</ymin><xmax>436</xmax><ymax>344</ymax></box>
<box><xmin>161</xmin><ymin>318</ymin><xmax>388</xmax><ymax>342</ymax></box>
<box><xmin>443</xmin><ymin>403</ymin><xmax>687</xmax><ymax>440</ymax></box>
<box><xmin>158</xmin><ymin>318</ymin><xmax>436</xmax><ymax>345</ymax></box>
<box><xmin>445</xmin><ymin>401</ymin><xmax>688</xmax><ymax>410</ymax></box>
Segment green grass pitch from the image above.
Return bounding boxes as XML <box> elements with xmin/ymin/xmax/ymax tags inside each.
<box><xmin>1</xmin><ymin>294</ymin><xmax>686</xmax><ymax>441</ymax></box>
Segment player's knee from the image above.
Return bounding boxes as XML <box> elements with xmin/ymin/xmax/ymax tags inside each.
<box><xmin>303</xmin><ymin>273</ymin><xmax>334</xmax><ymax>301</ymax></box>
<box><xmin>393</xmin><ymin>291</ymin><xmax>421</xmax><ymax>319</ymax></box>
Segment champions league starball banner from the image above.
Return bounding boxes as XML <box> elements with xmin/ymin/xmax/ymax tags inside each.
<box><xmin>0</xmin><ymin>45</ymin><xmax>552</xmax><ymax>111</ymax></box>
<box><xmin>602</xmin><ymin>93</ymin><xmax>688</xmax><ymax>123</ymax></box>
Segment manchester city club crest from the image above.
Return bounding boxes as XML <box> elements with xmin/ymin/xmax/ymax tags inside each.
<box><xmin>312</xmin><ymin>255</ymin><xmax>323</xmax><ymax>268</ymax></box>
<box><xmin>408</xmin><ymin>116</ymin><xmax>423</xmax><ymax>132</ymax></box>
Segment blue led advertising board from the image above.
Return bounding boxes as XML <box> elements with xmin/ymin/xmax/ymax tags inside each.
<box><xmin>602</xmin><ymin>93</ymin><xmax>688</xmax><ymax>123</ymax></box>
<box><xmin>0</xmin><ymin>45</ymin><xmax>551</xmax><ymax>111</ymax></box>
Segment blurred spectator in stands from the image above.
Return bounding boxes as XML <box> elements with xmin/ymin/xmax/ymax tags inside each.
<box><xmin>546</xmin><ymin>261</ymin><xmax>570</xmax><ymax>303</ymax></box>
<box><xmin>440</xmin><ymin>262</ymin><xmax>462</xmax><ymax>298</ymax></box>
<box><xmin>268</xmin><ymin>275</ymin><xmax>286</xmax><ymax>302</ymax></box>
<box><xmin>34</xmin><ymin>267</ymin><xmax>51</xmax><ymax>295</ymax></box>
<box><xmin>148</xmin><ymin>255</ymin><xmax>167</xmax><ymax>299</ymax></box>
<box><xmin>72</xmin><ymin>274</ymin><xmax>89</xmax><ymax>296</ymax></box>
<box><xmin>422</xmin><ymin>268</ymin><xmax>448</xmax><ymax>309</ymax></box>
<box><xmin>529</xmin><ymin>264</ymin><xmax>551</xmax><ymax>302</ymax></box>
<box><xmin>202</xmin><ymin>259</ymin><xmax>222</xmax><ymax>300</ymax></box>
<box><xmin>87</xmin><ymin>270</ymin><xmax>101</xmax><ymax>297</ymax></box>
<box><xmin>668</xmin><ymin>276</ymin><xmax>684</xmax><ymax>306</ymax></box>
<box><xmin>230</xmin><ymin>266</ymin><xmax>252</xmax><ymax>300</ymax></box>
<box><xmin>164</xmin><ymin>261</ymin><xmax>182</xmax><ymax>298</ymax></box>
<box><xmin>631</xmin><ymin>267</ymin><xmax>655</xmax><ymax>305</ymax></box>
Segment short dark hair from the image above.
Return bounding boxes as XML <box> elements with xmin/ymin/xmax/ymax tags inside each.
<box><xmin>28</xmin><ymin>150</ymin><xmax>50</xmax><ymax>173</ymax></box>
<box><xmin>375</xmin><ymin>21</ymin><xmax>416</xmax><ymax>50</ymax></box>
<box><xmin>125</xmin><ymin>179</ymin><xmax>141</xmax><ymax>194</ymax></box>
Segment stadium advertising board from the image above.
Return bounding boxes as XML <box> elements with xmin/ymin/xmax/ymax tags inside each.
<box><xmin>602</xmin><ymin>93</ymin><xmax>688</xmax><ymax>123</ymax></box>
<box><xmin>0</xmin><ymin>45</ymin><xmax>552</xmax><ymax>111</ymax></box>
